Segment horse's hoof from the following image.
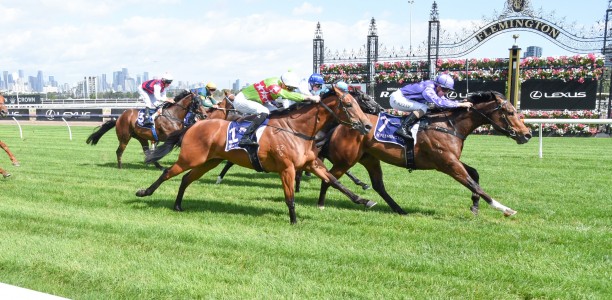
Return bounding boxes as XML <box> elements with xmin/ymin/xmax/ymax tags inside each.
<box><xmin>365</xmin><ymin>200</ymin><xmax>377</xmax><ymax>208</ymax></box>
<box><xmin>2</xmin><ymin>173</ymin><xmax>11</xmax><ymax>178</ymax></box>
<box><xmin>135</xmin><ymin>189</ymin><xmax>147</xmax><ymax>197</ymax></box>
<box><xmin>362</xmin><ymin>184</ymin><xmax>371</xmax><ymax>190</ymax></box>
<box><xmin>318</xmin><ymin>205</ymin><xmax>325</xmax><ymax>210</ymax></box>
<box><xmin>12</xmin><ymin>162</ymin><xmax>20</xmax><ymax>167</ymax></box>
<box><xmin>174</xmin><ymin>206</ymin><xmax>183</xmax><ymax>212</ymax></box>
<box><xmin>470</xmin><ymin>206</ymin><xmax>479</xmax><ymax>216</ymax></box>
<box><xmin>215</xmin><ymin>176</ymin><xmax>223</xmax><ymax>184</ymax></box>
<box><xmin>504</xmin><ymin>209</ymin><xmax>517</xmax><ymax>217</ymax></box>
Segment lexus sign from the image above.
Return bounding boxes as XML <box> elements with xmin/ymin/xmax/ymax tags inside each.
<box><xmin>520</xmin><ymin>79</ymin><xmax>597</xmax><ymax>110</ymax></box>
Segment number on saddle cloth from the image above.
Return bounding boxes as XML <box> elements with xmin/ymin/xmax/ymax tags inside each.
<box><xmin>225</xmin><ymin>117</ymin><xmax>270</xmax><ymax>152</ymax></box>
<box><xmin>372</xmin><ymin>112</ymin><xmax>422</xmax><ymax>147</ymax></box>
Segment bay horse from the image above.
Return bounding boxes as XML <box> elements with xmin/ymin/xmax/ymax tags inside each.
<box><xmin>86</xmin><ymin>90</ymin><xmax>203</xmax><ymax>169</ymax></box>
<box><xmin>136</xmin><ymin>86</ymin><xmax>374</xmax><ymax>224</ymax></box>
<box><xmin>317</xmin><ymin>90</ymin><xmax>532</xmax><ymax>217</ymax></box>
<box><xmin>0</xmin><ymin>94</ymin><xmax>20</xmax><ymax>178</ymax></box>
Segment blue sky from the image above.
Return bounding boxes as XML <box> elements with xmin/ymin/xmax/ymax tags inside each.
<box><xmin>0</xmin><ymin>0</ymin><xmax>607</xmax><ymax>89</ymax></box>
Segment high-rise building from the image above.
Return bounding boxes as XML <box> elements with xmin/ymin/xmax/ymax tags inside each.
<box><xmin>2</xmin><ymin>71</ymin><xmax>8</xmax><ymax>89</ymax></box>
<box><xmin>143</xmin><ymin>72</ymin><xmax>149</xmax><ymax>82</ymax></box>
<box><xmin>84</xmin><ymin>76</ymin><xmax>98</xmax><ymax>98</ymax></box>
<box><xmin>524</xmin><ymin>46</ymin><xmax>543</xmax><ymax>58</ymax></box>
<box><xmin>232</xmin><ymin>79</ymin><xmax>241</xmax><ymax>92</ymax></box>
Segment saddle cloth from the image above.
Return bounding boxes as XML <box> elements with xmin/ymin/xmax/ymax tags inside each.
<box><xmin>225</xmin><ymin>119</ymin><xmax>270</xmax><ymax>152</ymax></box>
<box><xmin>373</xmin><ymin>112</ymin><xmax>419</xmax><ymax>147</ymax></box>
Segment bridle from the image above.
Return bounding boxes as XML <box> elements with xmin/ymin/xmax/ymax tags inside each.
<box><xmin>318</xmin><ymin>91</ymin><xmax>364</xmax><ymax>131</ymax></box>
<box><xmin>471</xmin><ymin>95</ymin><xmax>518</xmax><ymax>138</ymax></box>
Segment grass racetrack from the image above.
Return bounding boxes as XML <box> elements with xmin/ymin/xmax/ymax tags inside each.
<box><xmin>0</xmin><ymin>124</ymin><xmax>610</xmax><ymax>299</ymax></box>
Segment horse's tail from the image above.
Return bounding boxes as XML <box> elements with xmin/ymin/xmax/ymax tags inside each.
<box><xmin>86</xmin><ymin>120</ymin><xmax>117</xmax><ymax>145</ymax></box>
<box><xmin>145</xmin><ymin>127</ymin><xmax>188</xmax><ymax>163</ymax></box>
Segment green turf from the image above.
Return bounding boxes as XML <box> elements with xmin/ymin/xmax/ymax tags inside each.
<box><xmin>0</xmin><ymin>124</ymin><xmax>610</xmax><ymax>299</ymax></box>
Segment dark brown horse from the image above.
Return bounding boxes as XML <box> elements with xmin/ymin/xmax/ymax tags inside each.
<box><xmin>136</xmin><ymin>86</ymin><xmax>374</xmax><ymax>224</ymax></box>
<box><xmin>86</xmin><ymin>90</ymin><xmax>203</xmax><ymax>169</ymax></box>
<box><xmin>0</xmin><ymin>94</ymin><xmax>20</xmax><ymax>178</ymax></box>
<box><xmin>317</xmin><ymin>90</ymin><xmax>532</xmax><ymax>217</ymax></box>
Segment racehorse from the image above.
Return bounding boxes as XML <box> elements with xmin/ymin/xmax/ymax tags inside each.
<box><xmin>0</xmin><ymin>94</ymin><xmax>20</xmax><ymax>178</ymax></box>
<box><xmin>214</xmin><ymin>89</ymin><xmax>372</xmax><ymax>191</ymax></box>
<box><xmin>136</xmin><ymin>86</ymin><xmax>374</xmax><ymax>224</ymax></box>
<box><xmin>317</xmin><ymin>90</ymin><xmax>532</xmax><ymax>217</ymax></box>
<box><xmin>86</xmin><ymin>90</ymin><xmax>203</xmax><ymax>169</ymax></box>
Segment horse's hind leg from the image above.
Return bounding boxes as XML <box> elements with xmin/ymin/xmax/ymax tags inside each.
<box><xmin>0</xmin><ymin>140</ymin><xmax>19</xmax><ymax>166</ymax></box>
<box><xmin>138</xmin><ymin>138</ymin><xmax>163</xmax><ymax>170</ymax></box>
<box><xmin>216</xmin><ymin>161</ymin><xmax>234</xmax><ymax>184</ymax></box>
<box><xmin>0</xmin><ymin>166</ymin><xmax>10</xmax><ymax>178</ymax></box>
<box><xmin>136</xmin><ymin>159</ymin><xmax>195</xmax><ymax>198</ymax></box>
<box><xmin>462</xmin><ymin>162</ymin><xmax>481</xmax><ymax>215</ymax></box>
<box><xmin>345</xmin><ymin>170</ymin><xmax>370</xmax><ymax>190</ymax></box>
<box><xmin>174</xmin><ymin>159</ymin><xmax>222</xmax><ymax>211</ymax></box>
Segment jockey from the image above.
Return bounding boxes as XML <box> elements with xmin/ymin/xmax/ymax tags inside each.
<box><xmin>280</xmin><ymin>72</ymin><xmax>327</xmax><ymax>109</ymax></box>
<box><xmin>138</xmin><ymin>73</ymin><xmax>175</xmax><ymax>126</ymax></box>
<box><xmin>389</xmin><ymin>73</ymin><xmax>473</xmax><ymax>140</ymax></box>
<box><xmin>192</xmin><ymin>82</ymin><xmax>219</xmax><ymax>108</ymax></box>
<box><xmin>234</xmin><ymin>70</ymin><xmax>321</xmax><ymax>147</ymax></box>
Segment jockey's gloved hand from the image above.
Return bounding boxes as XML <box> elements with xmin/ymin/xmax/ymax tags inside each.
<box><xmin>306</xmin><ymin>95</ymin><xmax>321</xmax><ymax>103</ymax></box>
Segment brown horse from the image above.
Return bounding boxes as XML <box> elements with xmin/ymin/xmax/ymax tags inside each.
<box><xmin>317</xmin><ymin>90</ymin><xmax>532</xmax><ymax>217</ymax></box>
<box><xmin>136</xmin><ymin>86</ymin><xmax>374</xmax><ymax>224</ymax></box>
<box><xmin>0</xmin><ymin>94</ymin><xmax>20</xmax><ymax>178</ymax></box>
<box><xmin>86</xmin><ymin>90</ymin><xmax>203</xmax><ymax>169</ymax></box>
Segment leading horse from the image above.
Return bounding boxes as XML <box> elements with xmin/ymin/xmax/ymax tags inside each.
<box><xmin>86</xmin><ymin>90</ymin><xmax>203</xmax><ymax>169</ymax></box>
<box><xmin>136</xmin><ymin>86</ymin><xmax>374</xmax><ymax>224</ymax></box>
<box><xmin>0</xmin><ymin>94</ymin><xmax>20</xmax><ymax>178</ymax></box>
<box><xmin>318</xmin><ymin>90</ymin><xmax>532</xmax><ymax>217</ymax></box>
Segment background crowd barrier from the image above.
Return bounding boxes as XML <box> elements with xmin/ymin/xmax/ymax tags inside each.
<box><xmin>523</xmin><ymin>119</ymin><xmax>612</xmax><ymax>158</ymax></box>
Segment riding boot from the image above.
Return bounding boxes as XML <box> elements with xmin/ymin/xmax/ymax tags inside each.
<box><xmin>238</xmin><ymin>113</ymin><xmax>268</xmax><ymax>147</ymax></box>
<box><xmin>394</xmin><ymin>112</ymin><xmax>420</xmax><ymax>140</ymax></box>
<box><xmin>143</xmin><ymin>108</ymin><xmax>154</xmax><ymax>126</ymax></box>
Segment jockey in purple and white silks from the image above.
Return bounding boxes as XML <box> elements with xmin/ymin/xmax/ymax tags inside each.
<box><xmin>389</xmin><ymin>73</ymin><xmax>473</xmax><ymax>140</ymax></box>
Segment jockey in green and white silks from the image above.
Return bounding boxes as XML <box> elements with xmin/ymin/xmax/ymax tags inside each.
<box><xmin>234</xmin><ymin>71</ymin><xmax>321</xmax><ymax>147</ymax></box>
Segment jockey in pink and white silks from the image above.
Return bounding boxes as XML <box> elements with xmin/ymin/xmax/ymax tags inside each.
<box><xmin>389</xmin><ymin>73</ymin><xmax>473</xmax><ymax>140</ymax></box>
<box><xmin>233</xmin><ymin>71</ymin><xmax>321</xmax><ymax>147</ymax></box>
<box><xmin>138</xmin><ymin>73</ymin><xmax>174</xmax><ymax>125</ymax></box>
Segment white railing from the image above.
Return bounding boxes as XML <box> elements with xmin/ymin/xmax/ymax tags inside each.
<box><xmin>523</xmin><ymin>119</ymin><xmax>612</xmax><ymax>158</ymax></box>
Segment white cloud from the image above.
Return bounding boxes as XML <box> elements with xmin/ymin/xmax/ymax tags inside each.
<box><xmin>292</xmin><ymin>2</ymin><xmax>323</xmax><ymax>16</ymax></box>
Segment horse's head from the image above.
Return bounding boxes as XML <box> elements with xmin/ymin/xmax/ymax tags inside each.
<box><xmin>469</xmin><ymin>91</ymin><xmax>532</xmax><ymax>144</ymax></box>
<box><xmin>0</xmin><ymin>94</ymin><xmax>8</xmax><ymax>117</ymax></box>
<box><xmin>349</xmin><ymin>89</ymin><xmax>383</xmax><ymax>115</ymax></box>
<box><xmin>320</xmin><ymin>85</ymin><xmax>372</xmax><ymax>135</ymax></box>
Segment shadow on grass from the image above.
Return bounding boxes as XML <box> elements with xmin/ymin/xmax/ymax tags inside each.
<box><xmin>88</xmin><ymin>162</ymin><xmax>166</xmax><ymax>170</ymax></box>
<box><xmin>126</xmin><ymin>197</ymin><xmax>290</xmax><ymax>218</ymax></box>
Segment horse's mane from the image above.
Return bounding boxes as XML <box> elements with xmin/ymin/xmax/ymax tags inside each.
<box><xmin>349</xmin><ymin>89</ymin><xmax>383</xmax><ymax>115</ymax></box>
<box><xmin>173</xmin><ymin>90</ymin><xmax>192</xmax><ymax>101</ymax></box>
<box><xmin>466</xmin><ymin>90</ymin><xmax>504</xmax><ymax>104</ymax></box>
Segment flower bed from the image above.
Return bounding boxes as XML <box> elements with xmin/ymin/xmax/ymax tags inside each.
<box><xmin>321</xmin><ymin>54</ymin><xmax>604</xmax><ymax>84</ymax></box>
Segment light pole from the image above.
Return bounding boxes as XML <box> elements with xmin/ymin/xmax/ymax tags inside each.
<box><xmin>408</xmin><ymin>0</ymin><xmax>415</xmax><ymax>57</ymax></box>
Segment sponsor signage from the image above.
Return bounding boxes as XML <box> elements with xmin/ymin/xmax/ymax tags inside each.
<box><xmin>7</xmin><ymin>109</ymin><xmax>31</xmax><ymax>120</ymax></box>
<box><xmin>374</xmin><ymin>80</ymin><xmax>505</xmax><ymax>109</ymax></box>
<box><xmin>4</xmin><ymin>94</ymin><xmax>42</xmax><ymax>105</ymax></box>
<box><xmin>519</xmin><ymin>79</ymin><xmax>597</xmax><ymax>110</ymax></box>
<box><xmin>35</xmin><ymin>109</ymin><xmax>104</xmax><ymax>121</ymax></box>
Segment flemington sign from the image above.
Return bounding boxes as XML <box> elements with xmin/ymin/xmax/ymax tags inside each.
<box><xmin>475</xmin><ymin>18</ymin><xmax>560</xmax><ymax>42</ymax></box>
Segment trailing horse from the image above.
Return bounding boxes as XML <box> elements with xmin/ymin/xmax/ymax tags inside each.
<box><xmin>318</xmin><ymin>90</ymin><xmax>532</xmax><ymax>217</ymax></box>
<box><xmin>86</xmin><ymin>90</ymin><xmax>203</xmax><ymax>169</ymax></box>
<box><xmin>136</xmin><ymin>86</ymin><xmax>374</xmax><ymax>224</ymax></box>
<box><xmin>0</xmin><ymin>94</ymin><xmax>20</xmax><ymax>178</ymax></box>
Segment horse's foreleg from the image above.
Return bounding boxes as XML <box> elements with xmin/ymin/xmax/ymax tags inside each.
<box><xmin>0</xmin><ymin>141</ymin><xmax>19</xmax><ymax>166</ymax></box>
<box><xmin>216</xmin><ymin>161</ymin><xmax>234</xmax><ymax>184</ymax></box>
<box><xmin>345</xmin><ymin>170</ymin><xmax>370</xmax><ymax>190</ymax></box>
<box><xmin>308</xmin><ymin>159</ymin><xmax>376</xmax><ymax>209</ymax></box>
<box><xmin>462</xmin><ymin>162</ymin><xmax>481</xmax><ymax>215</ymax></box>
<box><xmin>360</xmin><ymin>157</ymin><xmax>407</xmax><ymax>215</ymax></box>
<box><xmin>0</xmin><ymin>166</ymin><xmax>10</xmax><ymax>178</ymax></box>
<box><xmin>295</xmin><ymin>170</ymin><xmax>303</xmax><ymax>193</ymax></box>
<box><xmin>280</xmin><ymin>168</ymin><xmax>298</xmax><ymax>224</ymax></box>
<box><xmin>175</xmin><ymin>159</ymin><xmax>223</xmax><ymax>211</ymax></box>
<box><xmin>444</xmin><ymin>161</ymin><xmax>516</xmax><ymax>217</ymax></box>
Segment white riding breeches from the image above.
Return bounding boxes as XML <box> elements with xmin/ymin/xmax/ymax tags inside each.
<box><xmin>389</xmin><ymin>90</ymin><xmax>428</xmax><ymax>113</ymax></box>
<box><xmin>138</xmin><ymin>86</ymin><xmax>159</xmax><ymax>109</ymax></box>
<box><xmin>234</xmin><ymin>92</ymin><xmax>271</xmax><ymax>115</ymax></box>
